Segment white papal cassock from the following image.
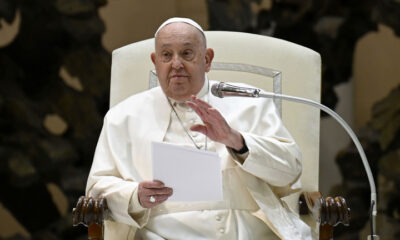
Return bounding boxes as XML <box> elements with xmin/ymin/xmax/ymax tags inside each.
<box><xmin>86</xmin><ymin>78</ymin><xmax>314</xmax><ymax>240</ymax></box>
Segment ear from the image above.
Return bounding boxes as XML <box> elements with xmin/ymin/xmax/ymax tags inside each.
<box><xmin>204</xmin><ymin>48</ymin><xmax>214</xmax><ymax>72</ymax></box>
<box><xmin>151</xmin><ymin>52</ymin><xmax>156</xmax><ymax>65</ymax></box>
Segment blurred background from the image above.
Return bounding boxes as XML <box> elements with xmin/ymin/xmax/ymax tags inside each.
<box><xmin>0</xmin><ymin>0</ymin><xmax>399</xmax><ymax>239</ymax></box>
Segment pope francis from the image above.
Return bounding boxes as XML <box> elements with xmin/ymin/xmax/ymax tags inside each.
<box><xmin>86</xmin><ymin>17</ymin><xmax>314</xmax><ymax>240</ymax></box>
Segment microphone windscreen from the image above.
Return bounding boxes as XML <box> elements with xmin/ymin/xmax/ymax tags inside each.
<box><xmin>211</xmin><ymin>83</ymin><xmax>222</xmax><ymax>98</ymax></box>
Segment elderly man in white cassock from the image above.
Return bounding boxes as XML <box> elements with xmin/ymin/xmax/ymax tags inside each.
<box><xmin>86</xmin><ymin>17</ymin><xmax>314</xmax><ymax>239</ymax></box>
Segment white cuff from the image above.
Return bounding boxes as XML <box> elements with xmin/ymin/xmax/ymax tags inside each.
<box><xmin>128</xmin><ymin>187</ymin><xmax>151</xmax><ymax>228</ymax></box>
<box><xmin>129</xmin><ymin>188</ymin><xmax>147</xmax><ymax>214</ymax></box>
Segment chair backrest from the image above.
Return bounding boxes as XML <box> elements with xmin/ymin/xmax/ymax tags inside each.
<box><xmin>110</xmin><ymin>31</ymin><xmax>321</xmax><ymax>209</ymax></box>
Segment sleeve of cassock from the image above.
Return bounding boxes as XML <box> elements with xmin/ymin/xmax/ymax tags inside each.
<box><xmin>85</xmin><ymin>113</ymin><xmax>151</xmax><ymax>228</ymax></box>
<box><xmin>230</xmin><ymin>97</ymin><xmax>302</xmax><ymax>188</ymax></box>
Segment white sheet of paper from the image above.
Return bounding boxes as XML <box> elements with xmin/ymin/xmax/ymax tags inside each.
<box><xmin>152</xmin><ymin>141</ymin><xmax>223</xmax><ymax>202</ymax></box>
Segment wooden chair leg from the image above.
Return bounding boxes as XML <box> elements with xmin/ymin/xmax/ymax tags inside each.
<box><xmin>320</xmin><ymin>224</ymin><xmax>334</xmax><ymax>240</ymax></box>
<box><xmin>88</xmin><ymin>223</ymin><xmax>103</xmax><ymax>240</ymax></box>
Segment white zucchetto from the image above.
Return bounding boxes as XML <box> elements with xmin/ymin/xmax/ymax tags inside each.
<box><xmin>155</xmin><ymin>17</ymin><xmax>205</xmax><ymax>37</ymax></box>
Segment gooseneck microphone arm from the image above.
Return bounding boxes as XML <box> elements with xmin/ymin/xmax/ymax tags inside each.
<box><xmin>212</xmin><ymin>82</ymin><xmax>378</xmax><ymax>238</ymax></box>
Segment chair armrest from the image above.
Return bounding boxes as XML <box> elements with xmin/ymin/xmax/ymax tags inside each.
<box><xmin>72</xmin><ymin>196</ymin><xmax>108</xmax><ymax>240</ymax></box>
<box><xmin>299</xmin><ymin>191</ymin><xmax>350</xmax><ymax>240</ymax></box>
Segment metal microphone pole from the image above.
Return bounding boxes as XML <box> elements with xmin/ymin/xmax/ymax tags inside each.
<box><xmin>215</xmin><ymin>84</ymin><xmax>379</xmax><ymax>239</ymax></box>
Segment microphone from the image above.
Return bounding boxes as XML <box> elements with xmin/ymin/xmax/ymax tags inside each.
<box><xmin>211</xmin><ymin>82</ymin><xmax>261</xmax><ymax>98</ymax></box>
<box><xmin>210</xmin><ymin>81</ymin><xmax>378</xmax><ymax>238</ymax></box>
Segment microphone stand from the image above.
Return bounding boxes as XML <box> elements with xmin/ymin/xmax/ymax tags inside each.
<box><xmin>219</xmin><ymin>86</ymin><xmax>379</xmax><ymax>239</ymax></box>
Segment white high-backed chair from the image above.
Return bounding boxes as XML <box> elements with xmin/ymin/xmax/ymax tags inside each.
<box><xmin>110</xmin><ymin>31</ymin><xmax>321</xmax><ymax>202</ymax></box>
<box><xmin>73</xmin><ymin>32</ymin><xmax>350</xmax><ymax>240</ymax></box>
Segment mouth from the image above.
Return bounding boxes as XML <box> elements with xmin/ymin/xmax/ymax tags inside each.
<box><xmin>170</xmin><ymin>74</ymin><xmax>189</xmax><ymax>78</ymax></box>
<box><xmin>169</xmin><ymin>74</ymin><xmax>189</xmax><ymax>82</ymax></box>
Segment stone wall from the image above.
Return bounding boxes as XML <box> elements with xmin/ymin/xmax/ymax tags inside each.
<box><xmin>0</xmin><ymin>0</ymin><xmax>110</xmax><ymax>239</ymax></box>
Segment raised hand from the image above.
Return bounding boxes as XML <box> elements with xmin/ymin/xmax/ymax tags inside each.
<box><xmin>186</xmin><ymin>95</ymin><xmax>244</xmax><ymax>151</ymax></box>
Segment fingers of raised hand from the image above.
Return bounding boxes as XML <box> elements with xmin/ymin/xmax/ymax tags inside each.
<box><xmin>190</xmin><ymin>124</ymin><xmax>207</xmax><ymax>135</ymax></box>
<box><xmin>190</xmin><ymin>95</ymin><xmax>212</xmax><ymax>108</ymax></box>
<box><xmin>186</xmin><ymin>101</ymin><xmax>207</xmax><ymax>120</ymax></box>
<box><xmin>207</xmin><ymin>108</ymin><xmax>224</xmax><ymax>123</ymax></box>
<box><xmin>187</xmin><ymin>98</ymin><xmax>221</xmax><ymax>124</ymax></box>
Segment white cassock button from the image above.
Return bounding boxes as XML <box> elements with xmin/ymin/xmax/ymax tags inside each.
<box><xmin>215</xmin><ymin>215</ymin><xmax>221</xmax><ymax>221</ymax></box>
<box><xmin>219</xmin><ymin>228</ymin><xmax>225</xmax><ymax>233</ymax></box>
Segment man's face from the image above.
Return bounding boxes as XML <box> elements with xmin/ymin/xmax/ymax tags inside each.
<box><xmin>151</xmin><ymin>22</ymin><xmax>214</xmax><ymax>101</ymax></box>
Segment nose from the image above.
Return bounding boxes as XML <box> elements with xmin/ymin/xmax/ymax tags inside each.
<box><xmin>171</xmin><ymin>55</ymin><xmax>183</xmax><ymax>69</ymax></box>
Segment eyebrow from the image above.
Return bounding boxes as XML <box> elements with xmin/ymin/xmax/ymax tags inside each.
<box><xmin>160</xmin><ymin>44</ymin><xmax>171</xmax><ymax>48</ymax></box>
<box><xmin>160</xmin><ymin>42</ymin><xmax>194</xmax><ymax>48</ymax></box>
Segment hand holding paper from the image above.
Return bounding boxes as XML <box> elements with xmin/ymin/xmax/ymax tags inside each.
<box><xmin>137</xmin><ymin>180</ymin><xmax>173</xmax><ymax>208</ymax></box>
